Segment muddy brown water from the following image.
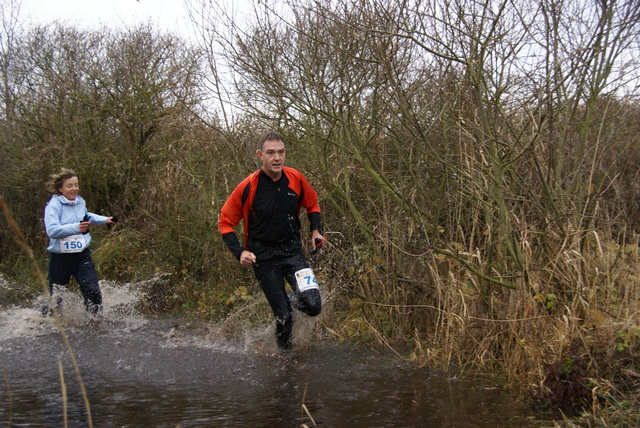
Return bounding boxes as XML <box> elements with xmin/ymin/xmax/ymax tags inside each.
<box><xmin>0</xmin><ymin>281</ymin><xmax>555</xmax><ymax>427</ymax></box>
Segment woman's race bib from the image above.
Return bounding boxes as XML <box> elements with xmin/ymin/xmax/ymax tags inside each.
<box><xmin>60</xmin><ymin>234</ymin><xmax>86</xmax><ymax>253</ymax></box>
<box><xmin>295</xmin><ymin>268</ymin><xmax>319</xmax><ymax>292</ymax></box>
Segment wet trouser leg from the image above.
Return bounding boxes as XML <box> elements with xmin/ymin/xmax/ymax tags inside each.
<box><xmin>253</xmin><ymin>259</ymin><xmax>293</xmax><ymax>349</ymax></box>
<box><xmin>253</xmin><ymin>253</ymin><xmax>321</xmax><ymax>349</ymax></box>
<box><xmin>284</xmin><ymin>265</ymin><xmax>322</xmax><ymax>317</ymax></box>
<box><xmin>48</xmin><ymin>249</ymin><xmax>102</xmax><ymax>315</ymax></box>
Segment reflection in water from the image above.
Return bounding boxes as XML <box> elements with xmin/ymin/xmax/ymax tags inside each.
<box><xmin>0</xmin><ymin>281</ymin><xmax>552</xmax><ymax>427</ymax></box>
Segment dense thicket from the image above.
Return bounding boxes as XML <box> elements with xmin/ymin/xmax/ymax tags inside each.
<box><xmin>1</xmin><ymin>0</ymin><xmax>639</xmax><ymax>422</ymax></box>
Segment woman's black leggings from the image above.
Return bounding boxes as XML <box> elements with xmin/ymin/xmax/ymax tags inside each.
<box><xmin>253</xmin><ymin>252</ymin><xmax>322</xmax><ymax>349</ymax></box>
<box><xmin>48</xmin><ymin>248</ymin><xmax>102</xmax><ymax>314</ymax></box>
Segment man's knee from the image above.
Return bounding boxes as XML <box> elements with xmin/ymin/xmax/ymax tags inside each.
<box><xmin>300</xmin><ymin>289</ymin><xmax>322</xmax><ymax>317</ymax></box>
<box><xmin>305</xmin><ymin>304</ymin><xmax>321</xmax><ymax>317</ymax></box>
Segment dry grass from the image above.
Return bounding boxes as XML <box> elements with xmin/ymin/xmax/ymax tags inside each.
<box><xmin>328</xmin><ymin>220</ymin><xmax>640</xmax><ymax>424</ymax></box>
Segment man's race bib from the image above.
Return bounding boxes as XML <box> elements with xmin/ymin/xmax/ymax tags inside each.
<box><xmin>60</xmin><ymin>234</ymin><xmax>86</xmax><ymax>253</ymax></box>
<box><xmin>295</xmin><ymin>268</ymin><xmax>319</xmax><ymax>292</ymax></box>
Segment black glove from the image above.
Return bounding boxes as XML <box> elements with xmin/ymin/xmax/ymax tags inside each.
<box><xmin>311</xmin><ymin>237</ymin><xmax>325</xmax><ymax>255</ymax></box>
<box><xmin>82</xmin><ymin>215</ymin><xmax>90</xmax><ymax>235</ymax></box>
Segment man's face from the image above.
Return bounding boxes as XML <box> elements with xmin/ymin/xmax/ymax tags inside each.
<box><xmin>258</xmin><ymin>139</ymin><xmax>286</xmax><ymax>179</ymax></box>
<box><xmin>59</xmin><ymin>176</ymin><xmax>79</xmax><ymax>200</ymax></box>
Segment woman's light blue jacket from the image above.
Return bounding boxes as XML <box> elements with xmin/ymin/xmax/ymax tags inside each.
<box><xmin>44</xmin><ymin>195</ymin><xmax>108</xmax><ymax>254</ymax></box>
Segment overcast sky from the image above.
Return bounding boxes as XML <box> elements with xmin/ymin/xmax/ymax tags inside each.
<box><xmin>16</xmin><ymin>0</ymin><xmax>248</xmax><ymax>37</ymax></box>
<box><xmin>16</xmin><ymin>0</ymin><xmax>188</xmax><ymax>34</ymax></box>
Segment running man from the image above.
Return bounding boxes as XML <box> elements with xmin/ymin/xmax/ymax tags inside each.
<box><xmin>218</xmin><ymin>131</ymin><xmax>326</xmax><ymax>350</ymax></box>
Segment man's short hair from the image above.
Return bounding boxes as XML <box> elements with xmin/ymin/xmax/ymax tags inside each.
<box><xmin>258</xmin><ymin>131</ymin><xmax>285</xmax><ymax>150</ymax></box>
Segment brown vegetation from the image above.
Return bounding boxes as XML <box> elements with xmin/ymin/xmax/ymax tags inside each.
<box><xmin>1</xmin><ymin>0</ymin><xmax>639</xmax><ymax>424</ymax></box>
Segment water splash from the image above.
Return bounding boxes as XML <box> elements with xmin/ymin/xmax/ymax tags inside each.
<box><xmin>0</xmin><ymin>278</ymin><xmax>149</xmax><ymax>341</ymax></box>
<box><xmin>1</xmin><ymin>273</ymin><xmax>325</xmax><ymax>356</ymax></box>
<box><xmin>158</xmin><ymin>311</ymin><xmax>320</xmax><ymax>355</ymax></box>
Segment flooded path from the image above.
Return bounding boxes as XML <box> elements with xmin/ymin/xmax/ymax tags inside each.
<box><xmin>0</xmin><ymin>282</ymin><xmax>553</xmax><ymax>427</ymax></box>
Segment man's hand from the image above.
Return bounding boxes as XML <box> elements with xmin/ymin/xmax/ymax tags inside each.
<box><xmin>311</xmin><ymin>230</ymin><xmax>327</xmax><ymax>254</ymax></box>
<box><xmin>240</xmin><ymin>250</ymin><xmax>257</xmax><ymax>267</ymax></box>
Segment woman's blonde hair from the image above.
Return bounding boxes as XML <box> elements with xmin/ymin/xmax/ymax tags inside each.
<box><xmin>46</xmin><ymin>168</ymin><xmax>77</xmax><ymax>195</ymax></box>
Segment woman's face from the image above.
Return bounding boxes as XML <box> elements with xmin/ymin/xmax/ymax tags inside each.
<box><xmin>59</xmin><ymin>176</ymin><xmax>79</xmax><ymax>200</ymax></box>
